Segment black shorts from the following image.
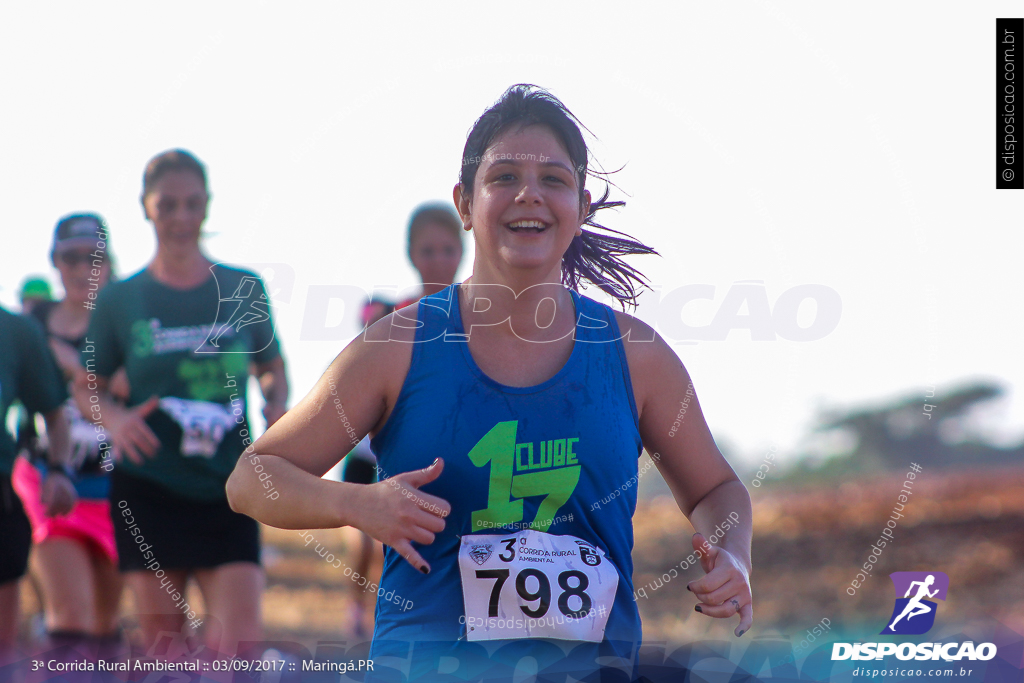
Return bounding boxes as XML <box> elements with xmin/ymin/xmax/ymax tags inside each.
<box><xmin>342</xmin><ymin>455</ymin><xmax>378</xmax><ymax>485</ymax></box>
<box><xmin>109</xmin><ymin>469</ymin><xmax>260</xmax><ymax>572</ymax></box>
<box><xmin>0</xmin><ymin>472</ymin><xmax>32</xmax><ymax>585</ymax></box>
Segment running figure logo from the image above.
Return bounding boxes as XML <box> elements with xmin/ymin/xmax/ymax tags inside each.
<box><xmin>211</xmin><ymin>276</ymin><xmax>269</xmax><ymax>346</ymax></box>
<box><xmin>880</xmin><ymin>571</ymin><xmax>949</xmax><ymax>635</ymax></box>
<box><xmin>200</xmin><ymin>272</ymin><xmax>275</xmax><ymax>353</ymax></box>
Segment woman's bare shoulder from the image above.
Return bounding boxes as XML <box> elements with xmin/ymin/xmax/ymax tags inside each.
<box><xmin>340</xmin><ymin>302</ymin><xmax>421</xmax><ymax>376</ymax></box>
<box><xmin>327</xmin><ymin>302</ymin><xmax>423</xmax><ymax>424</ymax></box>
<box><xmin>611</xmin><ymin>307</ymin><xmax>688</xmax><ymax>413</ymax></box>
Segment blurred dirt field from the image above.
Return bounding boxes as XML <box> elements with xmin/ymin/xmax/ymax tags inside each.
<box><xmin>17</xmin><ymin>465</ymin><xmax>1024</xmax><ymax>652</ymax></box>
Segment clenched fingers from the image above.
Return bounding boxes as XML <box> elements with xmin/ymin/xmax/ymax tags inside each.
<box><xmin>695</xmin><ymin>595</ymin><xmax>745</xmax><ymax>618</ymax></box>
<box><xmin>687</xmin><ymin>568</ymin><xmax>730</xmax><ymax>597</ymax></box>
<box><xmin>694</xmin><ymin>577</ymin><xmax>746</xmax><ymax>607</ymax></box>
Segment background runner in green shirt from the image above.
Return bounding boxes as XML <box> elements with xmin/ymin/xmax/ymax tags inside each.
<box><xmin>85</xmin><ymin>263</ymin><xmax>279</xmax><ymax>501</ymax></box>
<box><xmin>75</xmin><ymin>149</ymin><xmax>288</xmax><ymax>660</ymax></box>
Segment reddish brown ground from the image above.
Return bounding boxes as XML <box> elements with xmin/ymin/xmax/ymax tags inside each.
<box><xmin>17</xmin><ymin>466</ymin><xmax>1023</xmax><ymax>651</ymax></box>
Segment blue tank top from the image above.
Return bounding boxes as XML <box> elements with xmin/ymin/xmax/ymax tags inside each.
<box><xmin>368</xmin><ymin>284</ymin><xmax>644</xmax><ymax>678</ymax></box>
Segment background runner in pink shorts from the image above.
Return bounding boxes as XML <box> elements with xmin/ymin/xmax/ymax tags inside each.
<box><xmin>12</xmin><ymin>458</ymin><xmax>117</xmax><ymax>565</ymax></box>
<box><xmin>12</xmin><ymin>213</ymin><xmax>125</xmax><ymax>656</ymax></box>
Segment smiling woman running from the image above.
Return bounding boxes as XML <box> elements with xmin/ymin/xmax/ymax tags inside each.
<box><xmin>227</xmin><ymin>85</ymin><xmax>753</xmax><ymax>681</ymax></box>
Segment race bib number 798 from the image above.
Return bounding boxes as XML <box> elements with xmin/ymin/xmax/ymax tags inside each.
<box><xmin>458</xmin><ymin>529</ymin><xmax>618</xmax><ymax>642</ymax></box>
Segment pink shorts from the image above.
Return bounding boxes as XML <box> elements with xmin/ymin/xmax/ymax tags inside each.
<box><xmin>10</xmin><ymin>457</ymin><xmax>118</xmax><ymax>565</ymax></box>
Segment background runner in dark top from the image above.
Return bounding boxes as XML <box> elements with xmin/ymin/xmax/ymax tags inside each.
<box><xmin>0</xmin><ymin>306</ymin><xmax>71</xmax><ymax>663</ymax></box>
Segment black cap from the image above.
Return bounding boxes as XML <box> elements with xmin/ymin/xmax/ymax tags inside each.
<box><xmin>53</xmin><ymin>213</ymin><xmax>109</xmax><ymax>254</ymax></box>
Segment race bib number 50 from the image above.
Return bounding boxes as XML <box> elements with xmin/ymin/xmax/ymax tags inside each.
<box><xmin>458</xmin><ymin>529</ymin><xmax>618</xmax><ymax>642</ymax></box>
<box><xmin>159</xmin><ymin>397</ymin><xmax>237</xmax><ymax>458</ymax></box>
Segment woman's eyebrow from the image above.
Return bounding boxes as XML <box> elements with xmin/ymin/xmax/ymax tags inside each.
<box><xmin>540</xmin><ymin>161</ymin><xmax>574</xmax><ymax>174</ymax></box>
<box><xmin>488</xmin><ymin>159</ymin><xmax>574</xmax><ymax>174</ymax></box>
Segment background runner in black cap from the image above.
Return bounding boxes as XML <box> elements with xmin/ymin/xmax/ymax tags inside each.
<box><xmin>11</xmin><ymin>213</ymin><xmax>125</xmax><ymax>657</ymax></box>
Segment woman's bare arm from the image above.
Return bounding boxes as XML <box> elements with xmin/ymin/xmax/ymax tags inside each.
<box><xmin>618</xmin><ymin>312</ymin><xmax>754</xmax><ymax>636</ymax></box>
<box><xmin>225</xmin><ymin>306</ymin><xmax>452</xmax><ymax>571</ymax></box>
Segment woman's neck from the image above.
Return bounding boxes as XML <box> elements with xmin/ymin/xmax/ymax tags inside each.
<box><xmin>148</xmin><ymin>245</ymin><xmax>212</xmax><ymax>289</ymax></box>
<box><xmin>421</xmin><ymin>281</ymin><xmax>449</xmax><ymax>298</ymax></box>
<box><xmin>461</xmin><ymin>263</ymin><xmax>575</xmax><ymax>343</ymax></box>
<box><xmin>50</xmin><ymin>297</ymin><xmax>92</xmax><ymax>338</ymax></box>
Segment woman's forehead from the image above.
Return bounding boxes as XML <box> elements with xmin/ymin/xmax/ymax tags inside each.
<box><xmin>484</xmin><ymin>123</ymin><xmax>572</xmax><ymax>160</ymax></box>
<box><xmin>150</xmin><ymin>170</ymin><xmax>206</xmax><ymax>195</ymax></box>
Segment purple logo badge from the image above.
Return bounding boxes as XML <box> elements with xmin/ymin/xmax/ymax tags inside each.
<box><xmin>881</xmin><ymin>571</ymin><xmax>949</xmax><ymax>635</ymax></box>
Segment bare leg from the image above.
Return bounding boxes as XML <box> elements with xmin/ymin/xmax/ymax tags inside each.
<box><xmin>31</xmin><ymin>538</ymin><xmax>96</xmax><ymax>633</ymax></box>
<box><xmin>89</xmin><ymin>551</ymin><xmax>123</xmax><ymax>637</ymax></box>
<box><xmin>126</xmin><ymin>569</ymin><xmax>190</xmax><ymax>657</ymax></box>
<box><xmin>193</xmin><ymin>562</ymin><xmax>263</xmax><ymax>657</ymax></box>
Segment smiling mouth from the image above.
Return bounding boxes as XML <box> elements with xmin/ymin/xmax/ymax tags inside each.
<box><xmin>506</xmin><ymin>220</ymin><xmax>550</xmax><ymax>233</ymax></box>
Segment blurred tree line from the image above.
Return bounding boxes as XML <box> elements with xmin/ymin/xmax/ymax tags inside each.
<box><xmin>788</xmin><ymin>380</ymin><xmax>1022</xmax><ymax>481</ymax></box>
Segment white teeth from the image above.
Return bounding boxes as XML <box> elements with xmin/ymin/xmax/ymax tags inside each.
<box><xmin>508</xmin><ymin>220</ymin><xmax>546</xmax><ymax>229</ymax></box>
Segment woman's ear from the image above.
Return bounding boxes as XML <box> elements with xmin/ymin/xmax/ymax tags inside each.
<box><xmin>577</xmin><ymin>189</ymin><xmax>592</xmax><ymax>235</ymax></box>
<box><xmin>453</xmin><ymin>184</ymin><xmax>472</xmax><ymax>231</ymax></box>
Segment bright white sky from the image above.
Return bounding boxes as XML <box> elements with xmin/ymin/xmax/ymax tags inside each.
<box><xmin>2</xmin><ymin>2</ymin><xmax>1021</xmax><ymax>468</ymax></box>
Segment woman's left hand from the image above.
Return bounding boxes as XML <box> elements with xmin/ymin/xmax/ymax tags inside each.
<box><xmin>686</xmin><ymin>532</ymin><xmax>753</xmax><ymax>637</ymax></box>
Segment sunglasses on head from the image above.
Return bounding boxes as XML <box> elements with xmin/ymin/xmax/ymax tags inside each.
<box><xmin>57</xmin><ymin>250</ymin><xmax>106</xmax><ymax>267</ymax></box>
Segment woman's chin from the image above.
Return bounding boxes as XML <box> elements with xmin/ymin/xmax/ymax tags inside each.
<box><xmin>158</xmin><ymin>228</ymin><xmax>203</xmax><ymax>246</ymax></box>
<box><xmin>496</xmin><ymin>251</ymin><xmax>560</xmax><ymax>274</ymax></box>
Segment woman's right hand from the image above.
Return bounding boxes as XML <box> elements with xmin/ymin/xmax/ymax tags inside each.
<box><xmin>41</xmin><ymin>471</ymin><xmax>78</xmax><ymax>517</ymax></box>
<box><xmin>356</xmin><ymin>458</ymin><xmax>451</xmax><ymax>574</ymax></box>
<box><xmin>107</xmin><ymin>395</ymin><xmax>162</xmax><ymax>465</ymax></box>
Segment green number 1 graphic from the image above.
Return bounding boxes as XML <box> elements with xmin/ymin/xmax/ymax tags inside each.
<box><xmin>468</xmin><ymin>421</ymin><xmax>581</xmax><ymax>532</ymax></box>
